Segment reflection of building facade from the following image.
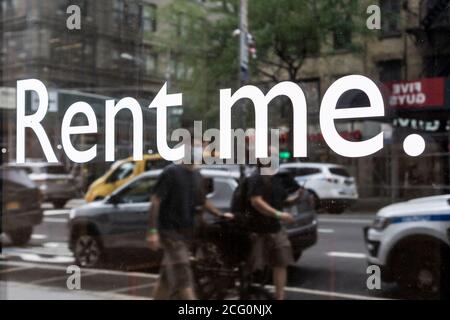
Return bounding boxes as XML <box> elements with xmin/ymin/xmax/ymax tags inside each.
<box><xmin>263</xmin><ymin>0</ymin><xmax>450</xmax><ymax>201</ymax></box>
<box><xmin>0</xmin><ymin>0</ymin><xmax>181</xmax><ymax>181</ymax></box>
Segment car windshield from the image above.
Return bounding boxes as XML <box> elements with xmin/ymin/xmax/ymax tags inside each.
<box><xmin>36</xmin><ymin>165</ymin><xmax>67</xmax><ymax>175</ymax></box>
<box><xmin>329</xmin><ymin>167</ymin><xmax>350</xmax><ymax>177</ymax></box>
<box><xmin>0</xmin><ymin>168</ymin><xmax>35</xmax><ymax>188</ymax></box>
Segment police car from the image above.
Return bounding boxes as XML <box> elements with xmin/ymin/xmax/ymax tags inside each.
<box><xmin>364</xmin><ymin>195</ymin><xmax>450</xmax><ymax>295</ymax></box>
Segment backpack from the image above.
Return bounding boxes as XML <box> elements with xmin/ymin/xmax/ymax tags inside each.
<box><xmin>230</xmin><ymin>177</ymin><xmax>249</xmax><ymax>219</ymax></box>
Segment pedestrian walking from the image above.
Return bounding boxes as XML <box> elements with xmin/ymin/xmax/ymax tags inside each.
<box><xmin>146</xmin><ymin>140</ymin><xmax>232</xmax><ymax>299</ymax></box>
<box><xmin>245</xmin><ymin>152</ymin><xmax>303</xmax><ymax>300</ymax></box>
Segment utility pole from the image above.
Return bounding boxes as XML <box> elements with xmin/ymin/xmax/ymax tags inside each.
<box><xmin>239</xmin><ymin>0</ymin><xmax>249</xmax><ymax>85</ymax></box>
<box><xmin>238</xmin><ymin>0</ymin><xmax>248</xmax><ymax>180</ymax></box>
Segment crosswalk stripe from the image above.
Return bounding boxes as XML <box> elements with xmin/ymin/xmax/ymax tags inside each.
<box><xmin>318</xmin><ymin>228</ymin><xmax>334</xmax><ymax>234</ymax></box>
<box><xmin>327</xmin><ymin>251</ymin><xmax>367</xmax><ymax>259</ymax></box>
<box><xmin>31</xmin><ymin>234</ymin><xmax>47</xmax><ymax>240</ymax></box>
<box><xmin>271</xmin><ymin>285</ymin><xmax>389</xmax><ymax>300</ymax></box>
<box><xmin>0</xmin><ymin>266</ymin><xmax>33</xmax><ymax>274</ymax></box>
<box><xmin>319</xmin><ymin>218</ymin><xmax>372</xmax><ymax>224</ymax></box>
<box><xmin>43</xmin><ymin>218</ymin><xmax>68</xmax><ymax>223</ymax></box>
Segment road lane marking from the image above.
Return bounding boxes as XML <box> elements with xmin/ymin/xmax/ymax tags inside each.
<box><xmin>270</xmin><ymin>285</ymin><xmax>389</xmax><ymax>300</ymax></box>
<box><xmin>0</xmin><ymin>266</ymin><xmax>33</xmax><ymax>274</ymax></box>
<box><xmin>14</xmin><ymin>253</ymin><xmax>75</xmax><ymax>264</ymax></box>
<box><xmin>31</xmin><ymin>234</ymin><xmax>47</xmax><ymax>240</ymax></box>
<box><xmin>30</xmin><ymin>272</ymin><xmax>98</xmax><ymax>285</ymax></box>
<box><xmin>43</xmin><ymin>242</ymin><xmax>68</xmax><ymax>248</ymax></box>
<box><xmin>0</xmin><ymin>260</ymin><xmax>388</xmax><ymax>300</ymax></box>
<box><xmin>318</xmin><ymin>228</ymin><xmax>334</xmax><ymax>234</ymax></box>
<box><xmin>110</xmin><ymin>282</ymin><xmax>156</xmax><ymax>294</ymax></box>
<box><xmin>3</xmin><ymin>246</ymin><xmax>73</xmax><ymax>257</ymax></box>
<box><xmin>43</xmin><ymin>210</ymin><xmax>70</xmax><ymax>216</ymax></box>
<box><xmin>0</xmin><ymin>260</ymin><xmax>159</xmax><ymax>279</ymax></box>
<box><xmin>3</xmin><ymin>280</ymin><xmax>153</xmax><ymax>300</ymax></box>
<box><xmin>43</xmin><ymin>218</ymin><xmax>68</xmax><ymax>223</ymax></box>
<box><xmin>327</xmin><ymin>251</ymin><xmax>367</xmax><ymax>259</ymax></box>
<box><xmin>319</xmin><ymin>218</ymin><xmax>372</xmax><ymax>224</ymax></box>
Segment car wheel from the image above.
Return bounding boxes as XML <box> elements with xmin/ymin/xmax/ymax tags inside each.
<box><xmin>52</xmin><ymin>200</ymin><xmax>67</xmax><ymax>209</ymax></box>
<box><xmin>394</xmin><ymin>241</ymin><xmax>448</xmax><ymax>297</ymax></box>
<box><xmin>74</xmin><ymin>233</ymin><xmax>104</xmax><ymax>268</ymax></box>
<box><xmin>193</xmin><ymin>242</ymin><xmax>230</xmax><ymax>300</ymax></box>
<box><xmin>8</xmin><ymin>227</ymin><xmax>33</xmax><ymax>246</ymax></box>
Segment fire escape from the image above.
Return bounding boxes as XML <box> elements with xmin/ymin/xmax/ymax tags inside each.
<box><xmin>407</xmin><ymin>0</ymin><xmax>450</xmax><ymax>77</ymax></box>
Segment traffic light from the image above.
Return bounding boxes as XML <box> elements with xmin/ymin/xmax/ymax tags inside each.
<box><xmin>279</xmin><ymin>150</ymin><xmax>291</xmax><ymax>160</ymax></box>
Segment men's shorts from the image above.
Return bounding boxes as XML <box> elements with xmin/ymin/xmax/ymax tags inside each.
<box><xmin>248</xmin><ymin>229</ymin><xmax>294</xmax><ymax>271</ymax></box>
<box><xmin>159</xmin><ymin>231</ymin><xmax>194</xmax><ymax>294</ymax></box>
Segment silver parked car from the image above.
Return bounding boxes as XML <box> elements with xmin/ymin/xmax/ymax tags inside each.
<box><xmin>8</xmin><ymin>162</ymin><xmax>79</xmax><ymax>209</ymax></box>
<box><xmin>68</xmin><ymin>169</ymin><xmax>318</xmax><ymax>268</ymax></box>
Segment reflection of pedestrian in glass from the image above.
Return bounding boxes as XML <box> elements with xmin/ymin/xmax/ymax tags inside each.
<box><xmin>146</xmin><ymin>139</ymin><xmax>233</xmax><ymax>300</ymax></box>
<box><xmin>246</xmin><ymin>150</ymin><xmax>302</xmax><ymax>300</ymax></box>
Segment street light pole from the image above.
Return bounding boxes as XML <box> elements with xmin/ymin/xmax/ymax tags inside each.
<box><xmin>238</xmin><ymin>0</ymin><xmax>248</xmax><ymax>180</ymax></box>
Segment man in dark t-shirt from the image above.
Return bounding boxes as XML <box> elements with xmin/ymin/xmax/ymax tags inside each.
<box><xmin>154</xmin><ymin>164</ymin><xmax>205</xmax><ymax>232</ymax></box>
<box><xmin>147</xmin><ymin>162</ymin><xmax>233</xmax><ymax>300</ymax></box>
<box><xmin>246</xmin><ymin>167</ymin><xmax>302</xmax><ymax>300</ymax></box>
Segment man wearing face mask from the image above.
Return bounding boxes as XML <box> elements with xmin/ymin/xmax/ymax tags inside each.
<box><xmin>245</xmin><ymin>147</ymin><xmax>302</xmax><ymax>300</ymax></box>
<box><xmin>147</xmin><ymin>137</ymin><xmax>233</xmax><ymax>300</ymax></box>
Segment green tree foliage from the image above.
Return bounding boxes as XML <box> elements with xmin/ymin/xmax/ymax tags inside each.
<box><xmin>154</xmin><ymin>0</ymin><xmax>370</xmax><ymax>126</ymax></box>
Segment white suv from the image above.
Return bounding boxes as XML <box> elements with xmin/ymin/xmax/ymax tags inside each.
<box><xmin>365</xmin><ymin>195</ymin><xmax>450</xmax><ymax>296</ymax></box>
<box><xmin>280</xmin><ymin>163</ymin><xmax>358</xmax><ymax>214</ymax></box>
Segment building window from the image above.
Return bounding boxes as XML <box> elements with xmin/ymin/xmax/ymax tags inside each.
<box><xmin>113</xmin><ymin>0</ymin><xmax>124</xmax><ymax>22</ymax></box>
<box><xmin>144</xmin><ymin>53</ymin><xmax>158</xmax><ymax>74</ymax></box>
<box><xmin>113</xmin><ymin>0</ymin><xmax>141</xmax><ymax>30</ymax></box>
<box><xmin>142</xmin><ymin>4</ymin><xmax>157</xmax><ymax>33</ymax></box>
<box><xmin>1</xmin><ymin>0</ymin><xmax>26</xmax><ymax>18</ymax></box>
<box><xmin>124</xmin><ymin>2</ymin><xmax>141</xmax><ymax>29</ymax></box>
<box><xmin>378</xmin><ymin>60</ymin><xmax>402</xmax><ymax>82</ymax></box>
<box><xmin>57</xmin><ymin>0</ymin><xmax>88</xmax><ymax>17</ymax></box>
<box><xmin>380</xmin><ymin>0</ymin><xmax>401</xmax><ymax>37</ymax></box>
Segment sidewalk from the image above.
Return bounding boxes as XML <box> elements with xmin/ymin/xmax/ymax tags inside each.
<box><xmin>0</xmin><ymin>281</ymin><xmax>151</xmax><ymax>300</ymax></box>
<box><xmin>348</xmin><ymin>197</ymin><xmax>392</xmax><ymax>214</ymax></box>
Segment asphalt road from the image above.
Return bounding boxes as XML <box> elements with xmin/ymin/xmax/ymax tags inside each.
<box><xmin>0</xmin><ymin>201</ymin><xmax>409</xmax><ymax>300</ymax></box>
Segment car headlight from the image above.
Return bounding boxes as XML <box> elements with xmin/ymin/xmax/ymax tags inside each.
<box><xmin>372</xmin><ymin>216</ymin><xmax>391</xmax><ymax>230</ymax></box>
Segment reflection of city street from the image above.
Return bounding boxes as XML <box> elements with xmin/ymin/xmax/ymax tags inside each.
<box><xmin>1</xmin><ymin>0</ymin><xmax>450</xmax><ymax>302</ymax></box>
<box><xmin>84</xmin><ymin>154</ymin><xmax>168</xmax><ymax>202</ymax></box>
<box><xmin>69</xmin><ymin>169</ymin><xmax>317</xmax><ymax>268</ymax></box>
<box><xmin>1</xmin><ymin>178</ymin><xmax>448</xmax><ymax>299</ymax></box>
<box><xmin>365</xmin><ymin>195</ymin><xmax>450</xmax><ymax>297</ymax></box>
<box><xmin>1</xmin><ymin>199</ymin><xmax>382</xmax><ymax>300</ymax></box>
<box><xmin>7</xmin><ymin>161</ymin><xmax>79</xmax><ymax>209</ymax></box>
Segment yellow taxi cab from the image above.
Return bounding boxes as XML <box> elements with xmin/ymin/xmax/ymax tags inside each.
<box><xmin>85</xmin><ymin>154</ymin><xmax>168</xmax><ymax>202</ymax></box>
